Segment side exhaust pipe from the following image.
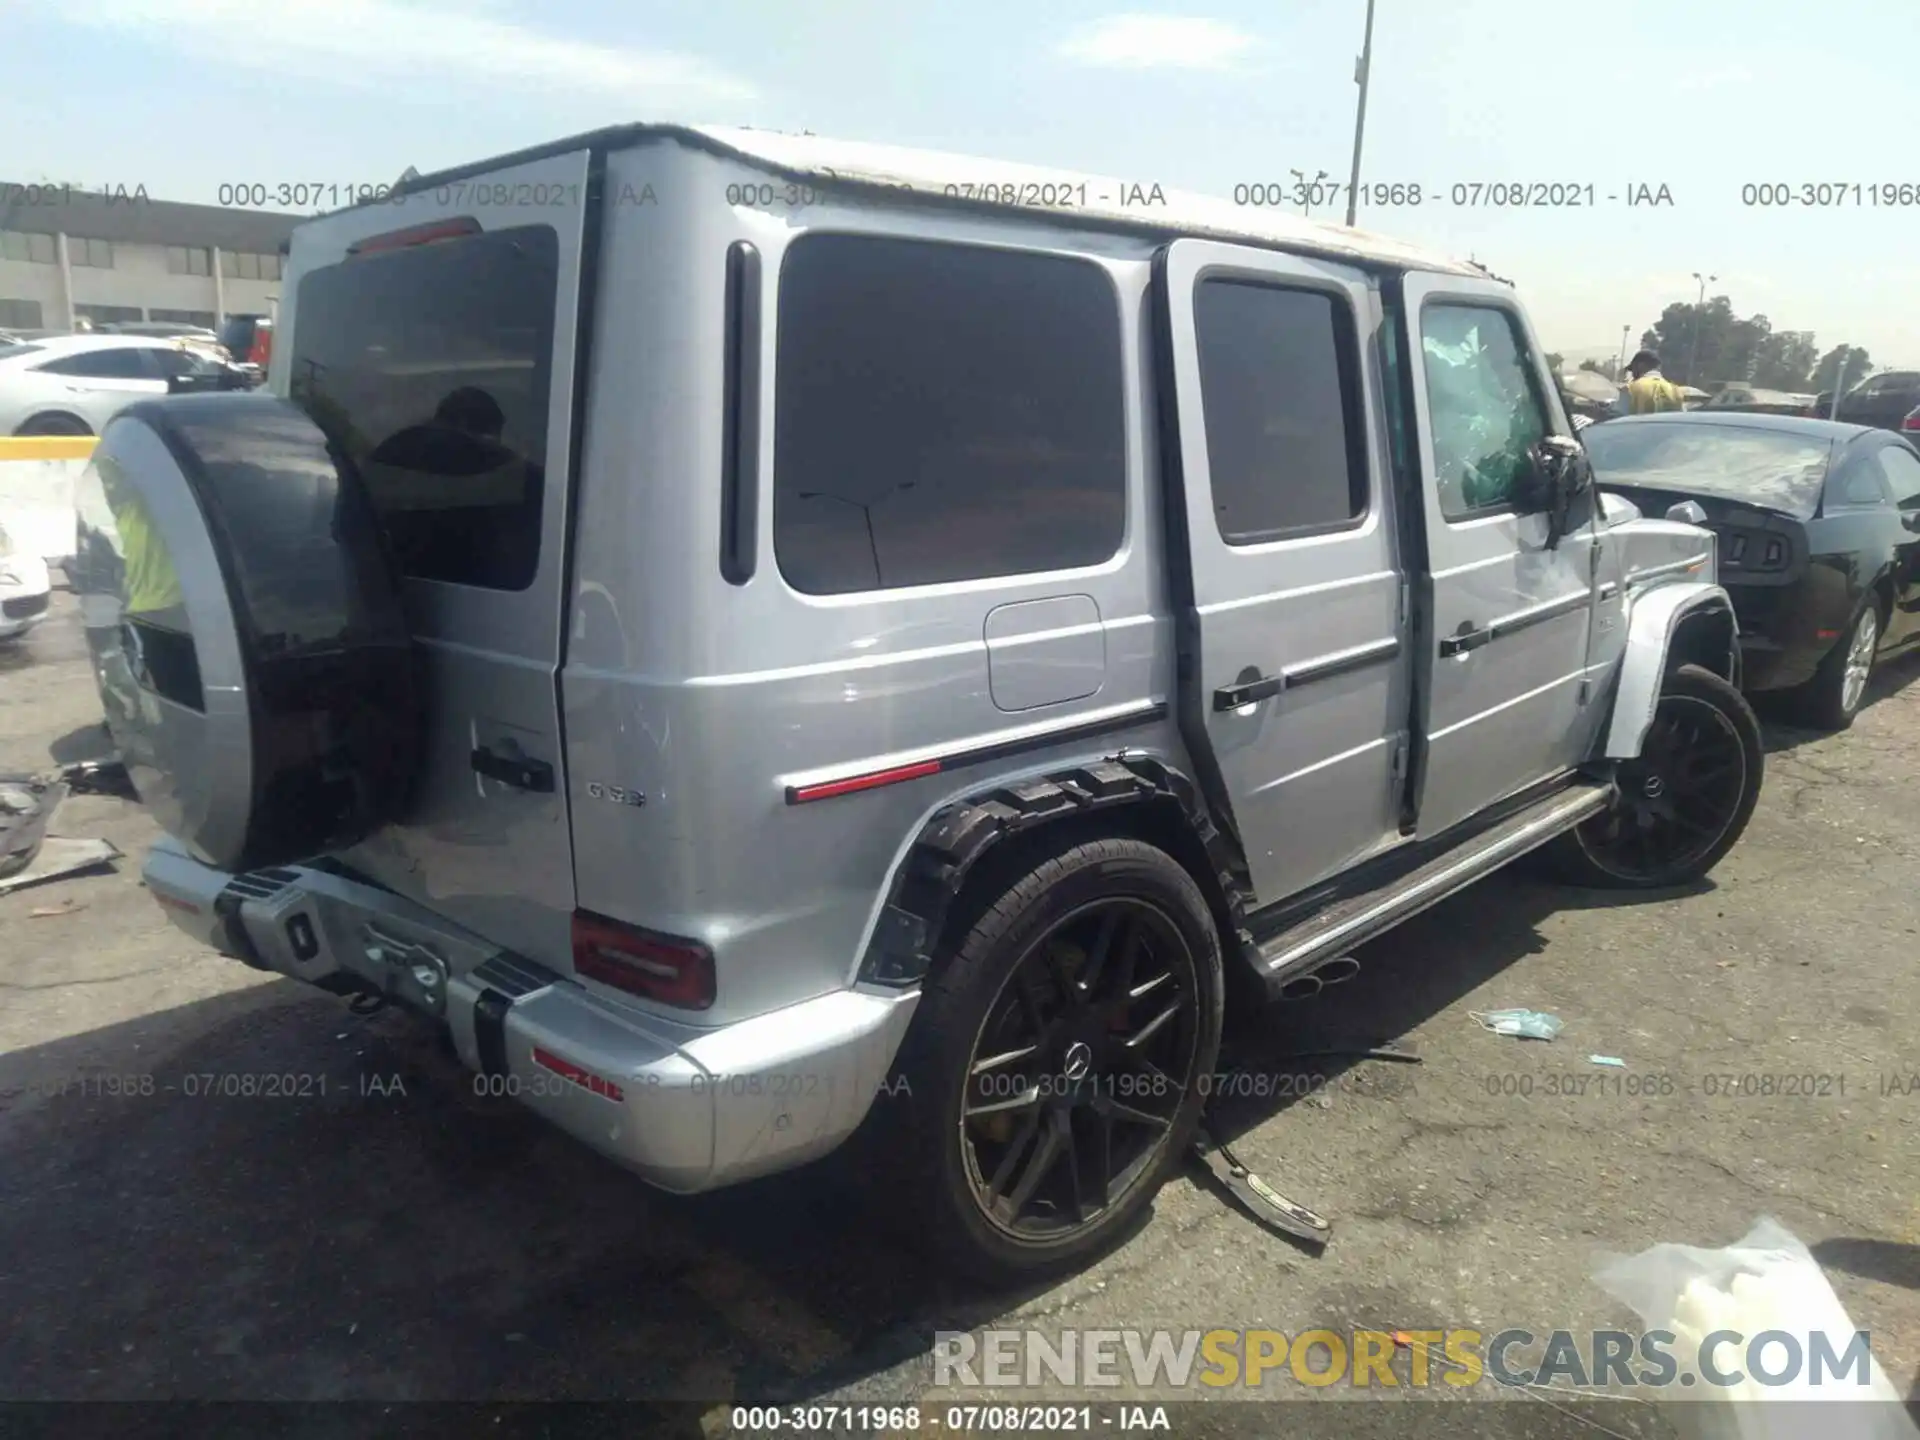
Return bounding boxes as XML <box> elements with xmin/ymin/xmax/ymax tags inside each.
<box><xmin>1277</xmin><ymin>953</ymin><xmax>1361</xmax><ymax>1002</ymax></box>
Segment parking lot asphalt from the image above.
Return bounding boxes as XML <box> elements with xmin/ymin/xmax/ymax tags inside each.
<box><xmin>2</xmin><ymin>586</ymin><xmax>1918</xmax><ymax>1438</ymax></box>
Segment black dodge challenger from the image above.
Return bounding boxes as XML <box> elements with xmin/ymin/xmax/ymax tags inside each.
<box><xmin>1583</xmin><ymin>413</ymin><xmax>1920</xmax><ymax>729</ymax></box>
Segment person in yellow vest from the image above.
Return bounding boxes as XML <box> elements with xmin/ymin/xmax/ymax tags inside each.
<box><xmin>1613</xmin><ymin>349</ymin><xmax>1689</xmax><ymax>415</ymax></box>
<box><xmin>97</xmin><ymin>453</ymin><xmax>186</xmax><ymax>620</ymax></box>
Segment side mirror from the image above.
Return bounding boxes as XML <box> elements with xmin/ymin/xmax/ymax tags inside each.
<box><xmin>1666</xmin><ymin>500</ymin><xmax>1709</xmax><ymax>526</ymax></box>
<box><xmin>1520</xmin><ymin>436</ymin><xmax>1594</xmax><ymax>550</ymax></box>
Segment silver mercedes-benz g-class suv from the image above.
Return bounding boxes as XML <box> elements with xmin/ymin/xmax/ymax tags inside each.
<box><xmin>71</xmin><ymin>124</ymin><xmax>1761</xmax><ymax>1284</ymax></box>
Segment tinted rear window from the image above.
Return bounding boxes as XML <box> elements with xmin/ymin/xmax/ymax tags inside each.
<box><xmin>1194</xmin><ymin>281</ymin><xmax>1366</xmax><ymax>542</ymax></box>
<box><xmin>1583</xmin><ymin>422</ymin><xmax>1834</xmax><ymax>518</ymax></box>
<box><xmin>288</xmin><ymin>226</ymin><xmax>556</xmax><ymax>590</ymax></box>
<box><xmin>773</xmin><ymin>233</ymin><xmax>1126</xmax><ymax>595</ymax></box>
<box><xmin>38</xmin><ymin>348</ymin><xmax>154</xmax><ymax>380</ymax></box>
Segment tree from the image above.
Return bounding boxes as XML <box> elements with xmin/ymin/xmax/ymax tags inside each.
<box><xmin>1640</xmin><ymin>300</ymin><xmax>1837</xmax><ymax>391</ymax></box>
<box><xmin>1749</xmin><ymin>327</ymin><xmax>1819</xmax><ymax>391</ymax></box>
<box><xmin>1640</xmin><ymin>296</ymin><xmax>1753</xmax><ymax>387</ymax></box>
<box><xmin>1543</xmin><ymin>352</ymin><xmax>1564</xmax><ymax>373</ymax></box>
<box><xmin>1813</xmin><ymin>345</ymin><xmax>1873</xmax><ymax>395</ymax></box>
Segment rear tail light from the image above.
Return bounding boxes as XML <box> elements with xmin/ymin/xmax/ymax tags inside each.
<box><xmin>247</xmin><ymin>329</ymin><xmax>271</xmax><ymax>368</ymax></box>
<box><xmin>1716</xmin><ymin>526</ymin><xmax>1791</xmax><ymax>573</ymax></box>
<box><xmin>1902</xmin><ymin>406</ymin><xmax>1920</xmax><ymax>432</ymax></box>
<box><xmin>571</xmin><ymin>910</ymin><xmax>715</xmax><ymax>1010</ymax></box>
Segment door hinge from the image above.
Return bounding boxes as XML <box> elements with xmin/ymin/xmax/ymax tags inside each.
<box><xmin>1388</xmin><ymin>734</ymin><xmax>1409</xmax><ymax>788</ymax></box>
<box><xmin>1588</xmin><ymin>537</ymin><xmax>1604</xmax><ymax>578</ymax></box>
<box><xmin>1577</xmin><ymin>677</ymin><xmax>1593</xmax><ymax>706</ymax></box>
<box><xmin>1397</xmin><ymin>578</ymin><xmax>1411</xmax><ymax>631</ymax></box>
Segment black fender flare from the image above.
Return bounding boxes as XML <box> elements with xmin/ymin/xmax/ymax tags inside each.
<box><xmin>857</xmin><ymin>756</ymin><xmax>1257</xmax><ymax>987</ymax></box>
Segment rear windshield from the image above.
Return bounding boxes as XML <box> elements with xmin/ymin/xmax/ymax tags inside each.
<box><xmin>287</xmin><ymin>225</ymin><xmax>556</xmax><ymax>591</ymax></box>
<box><xmin>1582</xmin><ymin>422</ymin><xmax>1834</xmax><ymax>518</ymax></box>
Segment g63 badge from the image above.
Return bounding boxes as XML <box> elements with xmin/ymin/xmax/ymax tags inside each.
<box><xmin>585</xmin><ymin>781</ymin><xmax>646</xmax><ymax>807</ymax></box>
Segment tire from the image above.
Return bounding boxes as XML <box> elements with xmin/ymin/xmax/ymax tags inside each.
<box><xmin>15</xmin><ymin>412</ymin><xmax>93</xmax><ymax>437</ymax></box>
<box><xmin>1543</xmin><ymin>663</ymin><xmax>1763</xmax><ymax>889</ymax></box>
<box><xmin>71</xmin><ymin>393</ymin><xmax>421</xmax><ymax>871</ymax></box>
<box><xmin>1793</xmin><ymin>600</ymin><xmax>1879</xmax><ymax>731</ymax></box>
<box><xmin>868</xmin><ymin>837</ymin><xmax>1224</xmax><ymax>1286</ymax></box>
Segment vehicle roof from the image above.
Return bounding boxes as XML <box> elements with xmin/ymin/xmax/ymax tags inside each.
<box><xmin>376</xmin><ymin>122</ymin><xmax>1489</xmax><ymax>280</ymax></box>
<box><xmin>1599</xmin><ymin>411</ymin><xmax>1883</xmax><ymax>444</ymax></box>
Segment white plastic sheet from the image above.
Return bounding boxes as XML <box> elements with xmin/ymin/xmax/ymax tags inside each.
<box><xmin>1593</xmin><ymin>1217</ymin><xmax>1918</xmax><ymax>1440</ymax></box>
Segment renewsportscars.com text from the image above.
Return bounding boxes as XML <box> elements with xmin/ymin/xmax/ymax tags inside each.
<box><xmin>932</xmin><ymin>1326</ymin><xmax>1877</xmax><ymax>1391</ymax></box>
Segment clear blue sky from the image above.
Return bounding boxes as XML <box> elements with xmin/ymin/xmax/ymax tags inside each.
<box><xmin>10</xmin><ymin>0</ymin><xmax>1917</xmax><ymax>367</ymax></box>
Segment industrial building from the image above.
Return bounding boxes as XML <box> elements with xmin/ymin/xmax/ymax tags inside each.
<box><xmin>0</xmin><ymin>184</ymin><xmax>300</xmax><ymax>334</ymax></box>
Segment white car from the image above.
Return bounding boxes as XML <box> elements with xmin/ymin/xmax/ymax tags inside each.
<box><xmin>0</xmin><ymin>335</ymin><xmax>232</xmax><ymax>437</ymax></box>
<box><xmin>0</xmin><ymin>519</ymin><xmax>52</xmax><ymax>641</ymax></box>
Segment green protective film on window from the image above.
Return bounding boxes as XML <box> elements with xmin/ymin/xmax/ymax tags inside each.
<box><xmin>1420</xmin><ymin>305</ymin><xmax>1547</xmax><ymax>517</ymax></box>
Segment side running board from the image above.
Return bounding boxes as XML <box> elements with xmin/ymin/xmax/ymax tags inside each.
<box><xmin>1254</xmin><ymin>780</ymin><xmax>1613</xmax><ymax>993</ymax></box>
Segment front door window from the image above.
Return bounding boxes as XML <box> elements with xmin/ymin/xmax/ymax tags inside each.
<box><xmin>1420</xmin><ymin>305</ymin><xmax>1550</xmax><ymax>519</ymax></box>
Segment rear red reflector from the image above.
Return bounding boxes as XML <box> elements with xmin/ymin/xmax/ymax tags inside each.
<box><xmin>348</xmin><ymin>216</ymin><xmax>482</xmax><ymax>256</ymax></box>
<box><xmin>571</xmin><ymin>910</ymin><xmax>716</xmax><ymax>1010</ymax></box>
<box><xmin>1816</xmin><ymin>629</ymin><xmax>1839</xmax><ymax>641</ymax></box>
<box><xmin>787</xmin><ymin>759</ymin><xmax>942</xmax><ymax>805</ymax></box>
<box><xmin>531</xmin><ymin>1047</ymin><xmax>626</xmax><ymax>1102</ymax></box>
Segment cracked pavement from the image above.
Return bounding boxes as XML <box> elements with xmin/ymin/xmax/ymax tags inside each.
<box><xmin>2</xmin><ymin>589</ymin><xmax>1918</xmax><ymax>1437</ymax></box>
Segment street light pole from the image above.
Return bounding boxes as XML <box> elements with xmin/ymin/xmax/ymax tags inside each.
<box><xmin>1343</xmin><ymin>0</ymin><xmax>1379</xmax><ymax>228</ymax></box>
<box><xmin>1617</xmin><ymin>324</ymin><xmax>1631</xmax><ymax>379</ymax></box>
<box><xmin>1685</xmin><ymin>271</ymin><xmax>1716</xmax><ymax>387</ymax></box>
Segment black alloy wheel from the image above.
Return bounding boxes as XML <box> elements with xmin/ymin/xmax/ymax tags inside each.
<box><xmin>1557</xmin><ymin>663</ymin><xmax>1763</xmax><ymax>888</ymax></box>
<box><xmin>961</xmin><ymin>896</ymin><xmax>1200</xmax><ymax>1243</ymax></box>
<box><xmin>863</xmin><ymin>837</ymin><xmax>1222</xmax><ymax>1284</ymax></box>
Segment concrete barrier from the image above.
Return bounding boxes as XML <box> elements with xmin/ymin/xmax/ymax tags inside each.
<box><xmin>0</xmin><ymin>435</ymin><xmax>95</xmax><ymax>564</ymax></box>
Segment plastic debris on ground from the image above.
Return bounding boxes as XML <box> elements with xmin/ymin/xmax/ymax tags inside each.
<box><xmin>1593</xmin><ymin>1216</ymin><xmax>1919</xmax><ymax>1440</ymax></box>
<box><xmin>0</xmin><ymin>764</ymin><xmax>124</xmax><ymax>895</ymax></box>
<box><xmin>1589</xmin><ymin>1054</ymin><xmax>1627</xmax><ymax>1068</ymax></box>
<box><xmin>1470</xmin><ymin>1008</ymin><xmax>1564</xmax><ymax>1040</ymax></box>
<box><xmin>0</xmin><ymin>774</ymin><xmax>65</xmax><ymax>878</ymax></box>
<box><xmin>0</xmin><ymin>836</ymin><xmax>121</xmax><ymax>895</ymax></box>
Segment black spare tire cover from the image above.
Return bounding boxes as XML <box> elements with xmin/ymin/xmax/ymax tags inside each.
<box><xmin>72</xmin><ymin>392</ymin><xmax>422</xmax><ymax>872</ymax></box>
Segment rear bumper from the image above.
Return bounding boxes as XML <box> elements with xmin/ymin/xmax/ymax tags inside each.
<box><xmin>143</xmin><ymin>839</ymin><xmax>919</xmax><ymax>1193</ymax></box>
<box><xmin>1735</xmin><ymin>633</ymin><xmax>1821</xmax><ymax>692</ymax></box>
<box><xmin>1724</xmin><ymin>574</ymin><xmax>1845</xmax><ymax>692</ymax></box>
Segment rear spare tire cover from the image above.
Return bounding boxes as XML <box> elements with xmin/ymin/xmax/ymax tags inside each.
<box><xmin>71</xmin><ymin>392</ymin><xmax>421</xmax><ymax>872</ymax></box>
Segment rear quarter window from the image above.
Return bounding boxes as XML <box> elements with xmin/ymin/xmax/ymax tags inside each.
<box><xmin>287</xmin><ymin>225</ymin><xmax>557</xmax><ymax>591</ymax></box>
<box><xmin>772</xmin><ymin>233</ymin><xmax>1126</xmax><ymax>596</ymax></box>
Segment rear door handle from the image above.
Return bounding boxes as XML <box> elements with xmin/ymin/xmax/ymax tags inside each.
<box><xmin>470</xmin><ymin>746</ymin><xmax>554</xmax><ymax>792</ymax></box>
<box><xmin>1438</xmin><ymin>624</ymin><xmax>1493</xmax><ymax>658</ymax></box>
<box><xmin>1213</xmin><ymin>671</ymin><xmax>1284</xmax><ymax>711</ymax></box>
